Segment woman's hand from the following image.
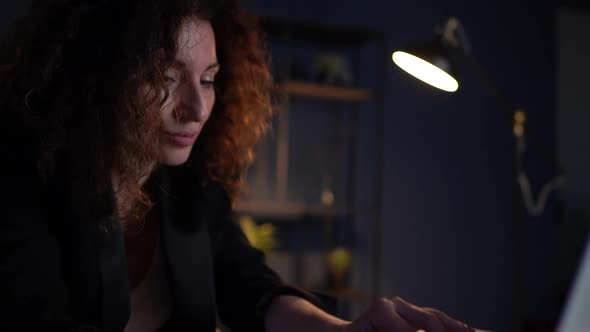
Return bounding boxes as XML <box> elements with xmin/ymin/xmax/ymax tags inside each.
<box><xmin>342</xmin><ymin>297</ymin><xmax>476</xmax><ymax>332</ymax></box>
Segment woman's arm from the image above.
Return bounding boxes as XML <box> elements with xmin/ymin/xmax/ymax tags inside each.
<box><xmin>0</xmin><ymin>145</ymin><xmax>80</xmax><ymax>330</ymax></box>
<box><xmin>265</xmin><ymin>295</ymin><xmax>348</xmax><ymax>332</ymax></box>
<box><xmin>266</xmin><ymin>295</ymin><xmax>477</xmax><ymax>332</ymax></box>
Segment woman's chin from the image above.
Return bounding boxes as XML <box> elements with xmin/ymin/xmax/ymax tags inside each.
<box><xmin>159</xmin><ymin>147</ymin><xmax>192</xmax><ymax>166</ymax></box>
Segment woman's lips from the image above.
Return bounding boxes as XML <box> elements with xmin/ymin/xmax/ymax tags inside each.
<box><xmin>164</xmin><ymin>131</ymin><xmax>198</xmax><ymax>147</ymax></box>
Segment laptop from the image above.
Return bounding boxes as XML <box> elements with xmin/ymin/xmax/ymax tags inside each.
<box><xmin>557</xmin><ymin>234</ymin><xmax>590</xmax><ymax>332</ymax></box>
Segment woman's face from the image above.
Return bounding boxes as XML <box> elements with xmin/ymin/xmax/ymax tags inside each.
<box><xmin>159</xmin><ymin>17</ymin><xmax>219</xmax><ymax>166</ymax></box>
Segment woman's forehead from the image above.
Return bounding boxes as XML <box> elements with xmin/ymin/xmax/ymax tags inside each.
<box><xmin>174</xmin><ymin>17</ymin><xmax>217</xmax><ymax>66</ymax></box>
<box><xmin>177</xmin><ymin>17</ymin><xmax>214</xmax><ymax>50</ymax></box>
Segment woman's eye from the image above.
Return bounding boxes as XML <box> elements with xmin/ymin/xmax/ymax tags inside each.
<box><xmin>201</xmin><ymin>79</ymin><xmax>215</xmax><ymax>87</ymax></box>
<box><xmin>201</xmin><ymin>75</ymin><xmax>215</xmax><ymax>87</ymax></box>
<box><xmin>164</xmin><ymin>69</ymin><xmax>180</xmax><ymax>83</ymax></box>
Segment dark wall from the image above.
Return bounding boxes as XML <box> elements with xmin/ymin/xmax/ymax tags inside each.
<box><xmin>560</xmin><ymin>0</ymin><xmax>590</xmax><ymax>11</ymax></box>
<box><xmin>0</xmin><ymin>1</ymin><xmax>29</xmax><ymax>33</ymax></box>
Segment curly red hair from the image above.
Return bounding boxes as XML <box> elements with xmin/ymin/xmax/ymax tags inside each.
<box><xmin>0</xmin><ymin>0</ymin><xmax>273</xmax><ymax>218</ymax></box>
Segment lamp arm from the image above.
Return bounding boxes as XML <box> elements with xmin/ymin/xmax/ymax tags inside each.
<box><xmin>462</xmin><ymin>50</ymin><xmax>515</xmax><ymax>118</ymax></box>
<box><xmin>461</xmin><ymin>53</ymin><xmax>566</xmax><ymax>217</ymax></box>
<box><xmin>441</xmin><ymin>17</ymin><xmax>472</xmax><ymax>55</ymax></box>
<box><xmin>465</xmin><ymin>51</ymin><xmax>565</xmax><ymax>217</ymax></box>
<box><xmin>439</xmin><ymin>17</ymin><xmax>513</xmax><ymax>116</ymax></box>
<box><xmin>440</xmin><ymin>17</ymin><xmax>565</xmax><ymax>217</ymax></box>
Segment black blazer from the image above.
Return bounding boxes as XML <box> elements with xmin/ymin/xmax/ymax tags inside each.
<box><xmin>0</xmin><ymin>149</ymin><xmax>314</xmax><ymax>331</ymax></box>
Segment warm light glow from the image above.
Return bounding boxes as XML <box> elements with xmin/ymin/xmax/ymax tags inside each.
<box><xmin>392</xmin><ymin>51</ymin><xmax>459</xmax><ymax>92</ymax></box>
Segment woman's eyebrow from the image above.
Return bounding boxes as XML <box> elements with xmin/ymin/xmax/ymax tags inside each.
<box><xmin>205</xmin><ymin>62</ymin><xmax>220</xmax><ymax>71</ymax></box>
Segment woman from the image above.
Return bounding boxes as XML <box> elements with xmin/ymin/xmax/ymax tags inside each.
<box><xmin>0</xmin><ymin>0</ymin><xmax>475</xmax><ymax>331</ymax></box>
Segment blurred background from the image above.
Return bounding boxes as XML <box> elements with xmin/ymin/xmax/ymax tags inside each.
<box><xmin>2</xmin><ymin>0</ymin><xmax>589</xmax><ymax>331</ymax></box>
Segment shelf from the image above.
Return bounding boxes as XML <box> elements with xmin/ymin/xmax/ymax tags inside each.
<box><xmin>278</xmin><ymin>81</ymin><xmax>373</xmax><ymax>102</ymax></box>
<box><xmin>246</xmin><ymin>16</ymin><xmax>383</xmax><ymax>314</ymax></box>
<box><xmin>234</xmin><ymin>200</ymin><xmax>347</xmax><ymax>219</ymax></box>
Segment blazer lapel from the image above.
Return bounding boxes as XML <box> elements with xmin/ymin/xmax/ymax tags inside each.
<box><xmin>98</xmin><ymin>217</ymin><xmax>131</xmax><ymax>332</ymax></box>
<box><xmin>157</xmin><ymin>166</ymin><xmax>217</xmax><ymax>331</ymax></box>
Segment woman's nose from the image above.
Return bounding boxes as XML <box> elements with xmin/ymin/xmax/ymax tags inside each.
<box><xmin>180</xmin><ymin>80</ymin><xmax>207</xmax><ymax>122</ymax></box>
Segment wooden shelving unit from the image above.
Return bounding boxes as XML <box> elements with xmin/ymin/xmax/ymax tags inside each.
<box><xmin>236</xmin><ymin>15</ymin><xmax>385</xmax><ymax>318</ymax></box>
<box><xmin>279</xmin><ymin>80</ymin><xmax>372</xmax><ymax>102</ymax></box>
<box><xmin>234</xmin><ymin>200</ymin><xmax>348</xmax><ymax>219</ymax></box>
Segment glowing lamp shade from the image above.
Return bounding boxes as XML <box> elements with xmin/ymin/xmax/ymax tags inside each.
<box><xmin>392</xmin><ymin>51</ymin><xmax>459</xmax><ymax>92</ymax></box>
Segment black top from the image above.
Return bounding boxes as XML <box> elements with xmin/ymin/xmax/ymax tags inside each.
<box><xmin>0</xmin><ymin>137</ymin><xmax>316</xmax><ymax>331</ymax></box>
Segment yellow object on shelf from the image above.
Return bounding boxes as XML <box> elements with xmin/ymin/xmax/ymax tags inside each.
<box><xmin>239</xmin><ymin>216</ymin><xmax>277</xmax><ymax>255</ymax></box>
<box><xmin>326</xmin><ymin>247</ymin><xmax>352</xmax><ymax>290</ymax></box>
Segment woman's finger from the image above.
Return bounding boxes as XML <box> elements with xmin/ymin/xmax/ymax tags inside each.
<box><xmin>366</xmin><ymin>298</ymin><xmax>416</xmax><ymax>332</ymax></box>
<box><xmin>426</xmin><ymin>308</ymin><xmax>476</xmax><ymax>332</ymax></box>
<box><xmin>390</xmin><ymin>297</ymin><xmax>447</xmax><ymax>332</ymax></box>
